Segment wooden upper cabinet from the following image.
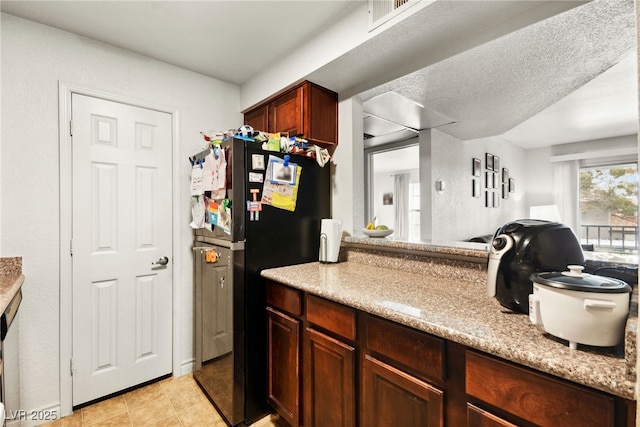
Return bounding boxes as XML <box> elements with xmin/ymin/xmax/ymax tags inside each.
<box><xmin>244</xmin><ymin>104</ymin><xmax>268</xmax><ymax>133</ymax></box>
<box><xmin>243</xmin><ymin>81</ymin><xmax>338</xmax><ymax>153</ymax></box>
<box><xmin>270</xmin><ymin>87</ymin><xmax>303</xmax><ymax>136</ymax></box>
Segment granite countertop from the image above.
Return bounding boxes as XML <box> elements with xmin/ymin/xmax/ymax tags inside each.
<box><xmin>0</xmin><ymin>257</ymin><xmax>24</xmax><ymax>314</ymax></box>
<box><xmin>261</xmin><ymin>259</ymin><xmax>637</xmax><ymax>400</ymax></box>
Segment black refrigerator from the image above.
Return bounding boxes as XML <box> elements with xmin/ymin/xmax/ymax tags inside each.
<box><xmin>192</xmin><ymin>137</ymin><xmax>331</xmax><ymax>426</ymax></box>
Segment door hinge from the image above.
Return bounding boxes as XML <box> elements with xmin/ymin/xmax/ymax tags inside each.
<box><xmin>70</xmin><ymin>357</ymin><xmax>74</xmax><ymax>376</ymax></box>
<box><xmin>69</xmin><ymin>120</ymin><xmax>73</xmax><ymax>137</ymax></box>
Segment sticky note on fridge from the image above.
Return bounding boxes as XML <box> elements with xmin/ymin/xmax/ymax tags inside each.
<box><xmin>249</xmin><ymin>172</ymin><xmax>264</xmax><ymax>183</ymax></box>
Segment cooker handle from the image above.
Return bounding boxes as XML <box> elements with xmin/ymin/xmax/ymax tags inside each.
<box><xmin>528</xmin><ymin>293</ymin><xmax>542</xmax><ymax>325</ymax></box>
<box><xmin>584</xmin><ymin>299</ymin><xmax>616</xmax><ymax>311</ymax></box>
<box><xmin>487</xmin><ymin>234</ymin><xmax>514</xmax><ymax>297</ymax></box>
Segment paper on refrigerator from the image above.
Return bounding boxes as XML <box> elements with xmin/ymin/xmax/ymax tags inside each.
<box><xmin>261</xmin><ymin>155</ymin><xmax>301</xmax><ymax>212</ymax></box>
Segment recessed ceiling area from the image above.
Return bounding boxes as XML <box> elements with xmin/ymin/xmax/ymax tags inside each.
<box><xmin>359</xmin><ymin>0</ymin><xmax>637</xmax><ymax>150</ymax></box>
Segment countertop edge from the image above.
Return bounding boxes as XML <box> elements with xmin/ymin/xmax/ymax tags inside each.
<box><xmin>0</xmin><ymin>273</ymin><xmax>24</xmax><ymax>314</ymax></box>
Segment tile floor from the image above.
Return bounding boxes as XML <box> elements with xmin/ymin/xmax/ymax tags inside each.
<box><xmin>39</xmin><ymin>374</ymin><xmax>281</xmax><ymax>427</ymax></box>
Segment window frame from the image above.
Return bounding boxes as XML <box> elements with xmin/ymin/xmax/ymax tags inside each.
<box><xmin>364</xmin><ymin>139</ymin><xmax>419</xmax><ymax>225</ymax></box>
<box><xmin>577</xmin><ymin>155</ymin><xmax>638</xmax><ymax>254</ymax></box>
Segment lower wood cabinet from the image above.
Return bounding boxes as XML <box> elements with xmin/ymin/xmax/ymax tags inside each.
<box><xmin>362</xmin><ymin>354</ymin><xmax>444</xmax><ymax>427</ymax></box>
<box><xmin>466</xmin><ymin>350</ymin><xmax>622</xmax><ymax>427</ymax></box>
<box><xmin>467</xmin><ymin>404</ymin><xmax>517</xmax><ymax>427</ymax></box>
<box><xmin>266</xmin><ymin>306</ymin><xmax>300</xmax><ymax>427</ymax></box>
<box><xmin>265</xmin><ymin>280</ymin><xmax>636</xmax><ymax>427</ymax></box>
<box><xmin>304</xmin><ymin>328</ymin><xmax>356</xmax><ymax>427</ymax></box>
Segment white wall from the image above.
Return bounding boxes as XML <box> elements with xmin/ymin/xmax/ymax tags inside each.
<box><xmin>428</xmin><ymin>129</ymin><xmax>528</xmax><ymax>242</ymax></box>
<box><xmin>1</xmin><ymin>13</ymin><xmax>241</xmax><ymax>417</ymax></box>
<box><xmin>240</xmin><ymin>1</ymin><xmax>368</xmax><ymax>110</ymax></box>
<box><xmin>332</xmin><ymin>97</ymin><xmax>364</xmax><ymax>235</ymax></box>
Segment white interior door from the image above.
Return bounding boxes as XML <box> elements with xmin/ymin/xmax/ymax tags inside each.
<box><xmin>71</xmin><ymin>94</ymin><xmax>173</xmax><ymax>406</ymax></box>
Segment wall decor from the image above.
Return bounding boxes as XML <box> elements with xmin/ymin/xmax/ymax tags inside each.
<box><xmin>486</xmin><ymin>171</ymin><xmax>493</xmax><ymax>189</ymax></box>
<box><xmin>383</xmin><ymin>192</ymin><xmax>393</xmax><ymax>205</ymax></box>
<box><xmin>473</xmin><ymin>158</ymin><xmax>481</xmax><ymax>176</ymax></box>
<box><xmin>502</xmin><ymin>167</ymin><xmax>509</xmax><ymax>183</ymax></box>
<box><xmin>475</xmin><ymin>154</ymin><xmax>514</xmax><ymax>206</ymax></box>
<box><xmin>472</xmin><ymin>179</ymin><xmax>480</xmax><ymax>197</ymax></box>
<box><xmin>485</xmin><ymin>153</ymin><xmax>494</xmax><ymax>171</ymax></box>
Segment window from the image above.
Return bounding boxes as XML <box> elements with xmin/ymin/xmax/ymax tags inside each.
<box><xmin>366</xmin><ymin>144</ymin><xmax>419</xmax><ymax>241</ymax></box>
<box><xmin>579</xmin><ymin>161</ymin><xmax>638</xmax><ymax>253</ymax></box>
<box><xmin>408</xmin><ymin>181</ymin><xmax>420</xmax><ymax>241</ymax></box>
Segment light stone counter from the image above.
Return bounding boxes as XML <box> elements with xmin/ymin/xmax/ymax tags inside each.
<box><xmin>261</xmin><ymin>256</ymin><xmax>637</xmax><ymax>400</ymax></box>
<box><xmin>0</xmin><ymin>257</ymin><xmax>23</xmax><ymax>314</ymax></box>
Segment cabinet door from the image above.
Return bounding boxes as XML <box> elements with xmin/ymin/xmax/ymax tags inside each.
<box><xmin>305</xmin><ymin>328</ymin><xmax>356</xmax><ymax>427</ymax></box>
<box><xmin>305</xmin><ymin>82</ymin><xmax>338</xmax><ymax>147</ymax></box>
<box><xmin>467</xmin><ymin>404</ymin><xmax>517</xmax><ymax>427</ymax></box>
<box><xmin>466</xmin><ymin>351</ymin><xmax>615</xmax><ymax>427</ymax></box>
<box><xmin>362</xmin><ymin>355</ymin><xmax>443</xmax><ymax>427</ymax></box>
<box><xmin>244</xmin><ymin>104</ymin><xmax>268</xmax><ymax>132</ymax></box>
<box><xmin>269</xmin><ymin>87</ymin><xmax>303</xmax><ymax>136</ymax></box>
<box><xmin>267</xmin><ymin>307</ymin><xmax>300</xmax><ymax>427</ymax></box>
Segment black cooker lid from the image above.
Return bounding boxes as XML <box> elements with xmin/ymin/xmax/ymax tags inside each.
<box><xmin>531</xmin><ymin>265</ymin><xmax>631</xmax><ymax>293</ymax></box>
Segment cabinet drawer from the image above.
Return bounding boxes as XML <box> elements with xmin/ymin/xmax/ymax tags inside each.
<box><xmin>306</xmin><ymin>294</ymin><xmax>356</xmax><ymax>341</ymax></box>
<box><xmin>365</xmin><ymin>315</ymin><xmax>444</xmax><ymax>383</ymax></box>
<box><xmin>467</xmin><ymin>403</ymin><xmax>517</xmax><ymax>427</ymax></box>
<box><xmin>267</xmin><ymin>281</ymin><xmax>302</xmax><ymax>316</ymax></box>
<box><xmin>466</xmin><ymin>351</ymin><xmax>615</xmax><ymax>427</ymax></box>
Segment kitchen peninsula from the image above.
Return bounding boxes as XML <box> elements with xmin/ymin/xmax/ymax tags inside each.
<box><xmin>261</xmin><ymin>238</ymin><xmax>636</xmax><ymax>426</ymax></box>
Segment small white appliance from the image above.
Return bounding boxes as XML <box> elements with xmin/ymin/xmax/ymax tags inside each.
<box><xmin>529</xmin><ymin>265</ymin><xmax>632</xmax><ymax>349</ymax></box>
<box><xmin>319</xmin><ymin>219</ymin><xmax>342</xmax><ymax>263</ymax></box>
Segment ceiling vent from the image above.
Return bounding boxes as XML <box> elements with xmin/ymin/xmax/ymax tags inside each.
<box><xmin>368</xmin><ymin>0</ymin><xmax>424</xmax><ymax>31</ymax></box>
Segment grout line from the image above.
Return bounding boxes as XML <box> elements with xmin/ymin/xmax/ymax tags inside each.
<box><xmin>162</xmin><ymin>377</ymin><xmax>186</xmax><ymax>427</ymax></box>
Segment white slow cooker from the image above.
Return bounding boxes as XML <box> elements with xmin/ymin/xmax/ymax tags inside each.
<box><xmin>529</xmin><ymin>265</ymin><xmax>632</xmax><ymax>350</ymax></box>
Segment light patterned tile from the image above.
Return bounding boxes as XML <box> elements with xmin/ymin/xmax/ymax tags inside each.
<box><xmin>81</xmin><ymin>396</ymin><xmax>128</xmax><ymax>426</ymax></box>
<box><xmin>128</xmin><ymin>394</ymin><xmax>177</xmax><ymax>426</ymax></box>
<box><xmin>130</xmin><ymin>414</ymin><xmax>182</xmax><ymax>427</ymax></box>
<box><xmin>175</xmin><ymin>398</ymin><xmax>225</xmax><ymax>427</ymax></box>
<box><xmin>249</xmin><ymin>414</ymin><xmax>284</xmax><ymax>427</ymax></box>
<box><xmin>38</xmin><ymin>410</ymin><xmax>83</xmax><ymax>427</ymax></box>
<box><xmin>53</xmin><ymin>374</ymin><xmax>280</xmax><ymax>427</ymax></box>
<box><xmin>85</xmin><ymin>412</ymin><xmax>132</xmax><ymax>427</ymax></box>
<box><xmin>124</xmin><ymin>381</ymin><xmax>165</xmax><ymax>409</ymax></box>
<box><xmin>162</xmin><ymin>376</ymin><xmax>209</xmax><ymax>412</ymax></box>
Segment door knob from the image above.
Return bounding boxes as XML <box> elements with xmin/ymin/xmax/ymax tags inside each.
<box><xmin>152</xmin><ymin>256</ymin><xmax>169</xmax><ymax>266</ymax></box>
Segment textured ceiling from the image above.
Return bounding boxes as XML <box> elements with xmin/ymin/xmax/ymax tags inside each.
<box><xmin>2</xmin><ymin>0</ymin><xmax>636</xmax><ymax>149</ymax></box>
<box><xmin>359</xmin><ymin>0</ymin><xmax>638</xmax><ymax>148</ymax></box>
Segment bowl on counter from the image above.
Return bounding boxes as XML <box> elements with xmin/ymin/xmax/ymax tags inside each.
<box><xmin>362</xmin><ymin>228</ymin><xmax>394</xmax><ymax>238</ymax></box>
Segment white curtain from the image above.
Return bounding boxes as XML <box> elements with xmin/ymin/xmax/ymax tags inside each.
<box><xmin>394</xmin><ymin>173</ymin><xmax>410</xmax><ymax>239</ymax></box>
